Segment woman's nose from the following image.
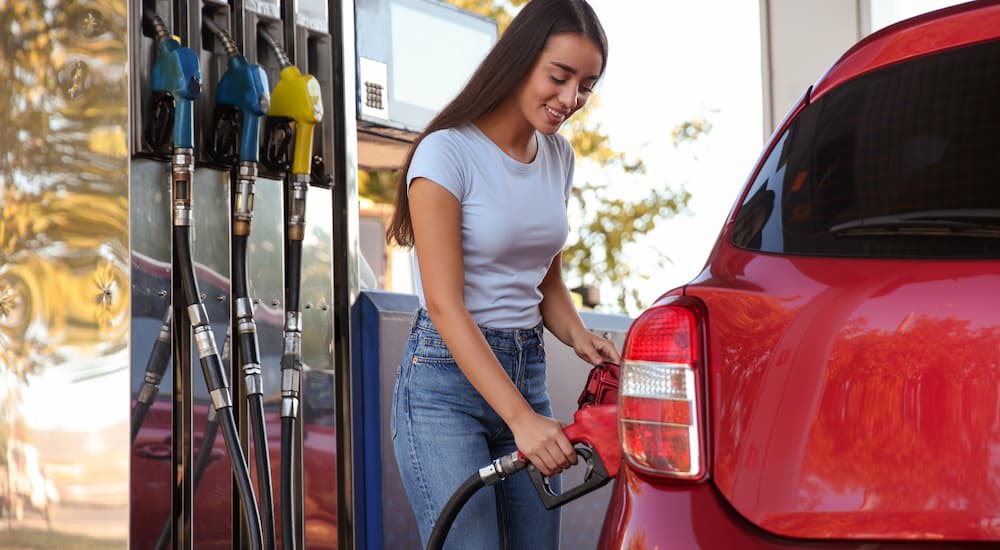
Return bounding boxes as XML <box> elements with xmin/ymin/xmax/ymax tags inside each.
<box><xmin>558</xmin><ymin>87</ymin><xmax>578</xmax><ymax>110</ymax></box>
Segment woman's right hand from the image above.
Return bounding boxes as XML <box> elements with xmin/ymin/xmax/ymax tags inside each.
<box><xmin>508</xmin><ymin>410</ymin><xmax>577</xmax><ymax>477</ymax></box>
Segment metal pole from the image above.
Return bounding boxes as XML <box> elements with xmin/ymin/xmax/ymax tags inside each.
<box><xmin>330</xmin><ymin>0</ymin><xmax>361</xmax><ymax>547</ymax></box>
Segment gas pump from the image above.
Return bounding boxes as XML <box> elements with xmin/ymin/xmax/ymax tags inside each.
<box><xmin>201</xmin><ymin>15</ymin><xmax>278</xmax><ymax>549</ymax></box>
<box><xmin>258</xmin><ymin>28</ymin><xmax>323</xmax><ymax>550</ymax></box>
<box><xmin>148</xmin><ymin>13</ymin><xmax>264</xmax><ymax>549</ymax></box>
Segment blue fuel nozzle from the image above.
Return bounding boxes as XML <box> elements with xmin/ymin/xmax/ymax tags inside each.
<box><xmin>215</xmin><ymin>55</ymin><xmax>270</xmax><ymax>163</ymax></box>
<box><xmin>149</xmin><ymin>16</ymin><xmax>202</xmax><ymax>150</ymax></box>
<box><xmin>203</xmin><ymin>17</ymin><xmax>270</xmax><ymax>163</ymax></box>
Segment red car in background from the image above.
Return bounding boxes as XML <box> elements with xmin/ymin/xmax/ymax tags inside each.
<box><xmin>599</xmin><ymin>2</ymin><xmax>1000</xmax><ymax>548</ymax></box>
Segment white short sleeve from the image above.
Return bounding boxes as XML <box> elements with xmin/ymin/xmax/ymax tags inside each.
<box><xmin>406</xmin><ymin>130</ymin><xmax>467</xmax><ymax>202</ymax></box>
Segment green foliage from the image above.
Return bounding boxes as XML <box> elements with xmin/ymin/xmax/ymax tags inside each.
<box><xmin>358</xmin><ymin>169</ymin><xmax>400</xmax><ymax>204</ymax></box>
<box><xmin>564</xmin><ymin>181</ymin><xmax>692</xmax><ymax>312</ymax></box>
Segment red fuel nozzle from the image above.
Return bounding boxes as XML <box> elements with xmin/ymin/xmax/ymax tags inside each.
<box><xmin>524</xmin><ymin>404</ymin><xmax>621</xmax><ymax>509</ymax></box>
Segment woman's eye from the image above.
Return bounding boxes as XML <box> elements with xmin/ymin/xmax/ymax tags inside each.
<box><xmin>579</xmin><ymin>86</ymin><xmax>594</xmax><ymax>94</ymax></box>
<box><xmin>550</xmin><ymin>76</ymin><xmax>567</xmax><ymax>85</ymax></box>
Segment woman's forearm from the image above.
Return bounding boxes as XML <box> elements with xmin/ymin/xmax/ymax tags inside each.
<box><xmin>538</xmin><ymin>254</ymin><xmax>621</xmax><ymax>366</ymax></box>
<box><xmin>538</xmin><ymin>255</ymin><xmax>589</xmax><ymax>348</ymax></box>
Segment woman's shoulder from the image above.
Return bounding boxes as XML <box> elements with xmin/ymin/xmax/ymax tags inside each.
<box><xmin>420</xmin><ymin>126</ymin><xmax>478</xmax><ymax>150</ymax></box>
<box><xmin>412</xmin><ymin>127</ymin><xmax>472</xmax><ymax>166</ymax></box>
<box><xmin>539</xmin><ymin>131</ymin><xmax>575</xmax><ymax>162</ymax></box>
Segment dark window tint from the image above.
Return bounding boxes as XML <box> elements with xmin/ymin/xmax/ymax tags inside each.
<box><xmin>733</xmin><ymin>38</ymin><xmax>1000</xmax><ymax>258</ymax></box>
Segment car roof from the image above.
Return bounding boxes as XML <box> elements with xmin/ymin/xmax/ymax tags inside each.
<box><xmin>811</xmin><ymin>0</ymin><xmax>1000</xmax><ymax>102</ymax></box>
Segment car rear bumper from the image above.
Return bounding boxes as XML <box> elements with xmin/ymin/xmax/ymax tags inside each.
<box><xmin>596</xmin><ymin>467</ymin><xmax>995</xmax><ymax>549</ymax></box>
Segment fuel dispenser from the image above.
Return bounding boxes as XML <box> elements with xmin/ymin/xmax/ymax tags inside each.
<box><xmin>128</xmin><ymin>1</ymin><xmax>279</xmax><ymax>547</ymax></box>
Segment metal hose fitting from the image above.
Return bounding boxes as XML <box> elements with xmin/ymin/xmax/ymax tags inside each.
<box><xmin>287</xmin><ymin>174</ymin><xmax>309</xmax><ymax>241</ymax></box>
<box><xmin>202</xmin><ymin>17</ymin><xmax>239</xmax><ymax>57</ymax></box>
<box><xmin>258</xmin><ymin>28</ymin><xmax>292</xmax><ymax>69</ymax></box>
<box><xmin>150</xmin><ymin>13</ymin><xmax>170</xmax><ymax>41</ymax></box>
<box><xmin>233</xmin><ymin>162</ymin><xmax>257</xmax><ymax>236</ymax></box>
<box><xmin>172</xmin><ymin>148</ymin><xmax>194</xmax><ymax>226</ymax></box>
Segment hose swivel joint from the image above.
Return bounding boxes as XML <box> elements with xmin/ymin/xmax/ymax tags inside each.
<box><xmin>150</xmin><ymin>13</ymin><xmax>170</xmax><ymax>42</ymax></box>
<box><xmin>235</xmin><ymin>297</ymin><xmax>264</xmax><ymax>396</ymax></box>
<box><xmin>202</xmin><ymin>17</ymin><xmax>239</xmax><ymax>57</ymax></box>
<box><xmin>288</xmin><ymin>174</ymin><xmax>309</xmax><ymax>240</ymax></box>
<box><xmin>138</xmin><ymin>373</ymin><xmax>162</xmax><ymax>406</ymax></box>
<box><xmin>280</xmin><ymin>364</ymin><xmax>301</xmax><ymax>418</ymax></box>
<box><xmin>137</xmin><ymin>316</ymin><xmax>172</xmax><ymax>405</ymax></box>
<box><xmin>281</xmin><ymin>312</ymin><xmax>303</xmax><ymax>418</ymax></box>
<box><xmin>260</xmin><ymin>29</ymin><xmax>292</xmax><ymax>69</ymax></box>
<box><xmin>478</xmin><ymin>451</ymin><xmax>526</xmax><ymax>485</ymax></box>
<box><xmin>172</xmin><ymin>147</ymin><xmax>194</xmax><ymax>226</ymax></box>
<box><xmin>233</xmin><ymin>162</ymin><xmax>257</xmax><ymax>236</ymax></box>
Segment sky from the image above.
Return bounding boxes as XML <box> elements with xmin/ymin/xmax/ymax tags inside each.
<box><xmin>576</xmin><ymin>0</ymin><xmax>967</xmax><ymax>314</ymax></box>
<box><xmin>577</xmin><ymin>0</ymin><xmax>764</xmax><ymax>312</ymax></box>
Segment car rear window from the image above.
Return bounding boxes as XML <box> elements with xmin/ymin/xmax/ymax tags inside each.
<box><xmin>732</xmin><ymin>38</ymin><xmax>1000</xmax><ymax>259</ymax></box>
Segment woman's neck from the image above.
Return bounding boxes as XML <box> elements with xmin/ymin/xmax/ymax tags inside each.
<box><xmin>473</xmin><ymin>103</ymin><xmax>537</xmax><ymax>164</ymax></box>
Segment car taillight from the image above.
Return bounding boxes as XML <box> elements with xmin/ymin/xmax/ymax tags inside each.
<box><xmin>619</xmin><ymin>301</ymin><xmax>707</xmax><ymax>480</ymax></box>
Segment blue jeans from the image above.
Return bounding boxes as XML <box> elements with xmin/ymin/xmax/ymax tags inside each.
<box><xmin>392</xmin><ymin>309</ymin><xmax>561</xmax><ymax>550</ymax></box>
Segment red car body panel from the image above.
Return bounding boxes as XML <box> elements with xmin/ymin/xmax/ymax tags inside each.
<box><xmin>599</xmin><ymin>1</ymin><xmax>1000</xmax><ymax>547</ymax></box>
<box><xmin>598</xmin><ymin>468</ymin><xmax>1000</xmax><ymax>550</ymax></box>
<box><xmin>690</xmin><ymin>243</ymin><xmax>1000</xmax><ymax>540</ymax></box>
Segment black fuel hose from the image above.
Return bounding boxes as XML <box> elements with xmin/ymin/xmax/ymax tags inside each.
<box><xmin>151</xmin><ymin>401</ymin><xmax>222</xmax><ymax>550</ymax></box>
<box><xmin>131</xmin><ymin>310</ymin><xmax>172</xmax><ymax>442</ymax></box>
<box><xmin>281</xmin><ymin>215</ymin><xmax>305</xmax><ymax>550</ymax></box>
<box><xmin>249</xmin><ymin>400</ymin><xmax>273</xmax><ymax>544</ymax></box>
<box><xmin>426</xmin><ymin>473</ymin><xmax>485</xmax><ymax>550</ymax></box>
<box><xmin>280</xmin><ymin>415</ymin><xmax>297</xmax><ymax>549</ymax></box>
<box><xmin>175</xmin><ymin>224</ymin><xmax>264</xmax><ymax>550</ymax></box>
<box><xmin>426</xmin><ymin>451</ymin><xmax>527</xmax><ymax>550</ymax></box>
<box><xmin>192</xmin><ymin>408</ymin><xmax>220</xmax><ymax>491</ymax></box>
<box><xmin>232</xmin><ymin>227</ymin><xmax>277</xmax><ymax>550</ymax></box>
<box><xmin>284</xmin><ymin>239</ymin><xmax>302</xmax><ymax>313</ymax></box>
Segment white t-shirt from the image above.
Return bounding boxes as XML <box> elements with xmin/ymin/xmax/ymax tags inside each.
<box><xmin>406</xmin><ymin>123</ymin><xmax>575</xmax><ymax>328</ymax></box>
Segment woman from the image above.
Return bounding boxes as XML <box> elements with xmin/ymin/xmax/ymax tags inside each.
<box><xmin>387</xmin><ymin>1</ymin><xmax>620</xmax><ymax>547</ymax></box>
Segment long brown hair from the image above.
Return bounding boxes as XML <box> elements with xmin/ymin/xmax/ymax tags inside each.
<box><xmin>386</xmin><ymin>0</ymin><xmax>608</xmax><ymax>247</ymax></box>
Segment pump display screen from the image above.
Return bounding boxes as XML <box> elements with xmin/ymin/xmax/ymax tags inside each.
<box><xmin>355</xmin><ymin>0</ymin><xmax>497</xmax><ymax>133</ymax></box>
<box><xmin>389</xmin><ymin>2</ymin><xmax>493</xmax><ymax>116</ymax></box>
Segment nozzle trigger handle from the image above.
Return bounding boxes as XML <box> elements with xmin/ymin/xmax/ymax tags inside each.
<box><xmin>527</xmin><ymin>445</ymin><xmax>611</xmax><ymax>510</ymax></box>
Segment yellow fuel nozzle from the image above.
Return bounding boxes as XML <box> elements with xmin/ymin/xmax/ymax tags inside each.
<box><xmin>269</xmin><ymin>65</ymin><xmax>323</xmax><ymax>176</ymax></box>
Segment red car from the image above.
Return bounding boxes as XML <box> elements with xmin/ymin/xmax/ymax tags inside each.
<box><xmin>599</xmin><ymin>2</ymin><xmax>1000</xmax><ymax>548</ymax></box>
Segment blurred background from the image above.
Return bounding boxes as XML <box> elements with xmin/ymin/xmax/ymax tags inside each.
<box><xmin>357</xmin><ymin>0</ymin><xmax>969</xmax><ymax>316</ymax></box>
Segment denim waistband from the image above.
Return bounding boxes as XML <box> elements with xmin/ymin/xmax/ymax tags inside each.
<box><xmin>412</xmin><ymin>308</ymin><xmax>544</xmax><ymax>347</ymax></box>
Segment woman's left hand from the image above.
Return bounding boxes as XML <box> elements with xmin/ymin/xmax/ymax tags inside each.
<box><xmin>570</xmin><ymin>328</ymin><xmax>621</xmax><ymax>365</ymax></box>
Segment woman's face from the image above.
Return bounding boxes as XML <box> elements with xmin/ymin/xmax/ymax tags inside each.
<box><xmin>515</xmin><ymin>32</ymin><xmax>603</xmax><ymax>135</ymax></box>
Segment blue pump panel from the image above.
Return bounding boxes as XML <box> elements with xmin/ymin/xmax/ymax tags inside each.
<box><xmin>354</xmin><ymin>290</ymin><xmax>631</xmax><ymax>548</ymax></box>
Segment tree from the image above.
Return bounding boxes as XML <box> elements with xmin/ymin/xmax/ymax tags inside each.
<box><xmin>362</xmin><ymin>0</ymin><xmax>708</xmax><ymax>313</ymax></box>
